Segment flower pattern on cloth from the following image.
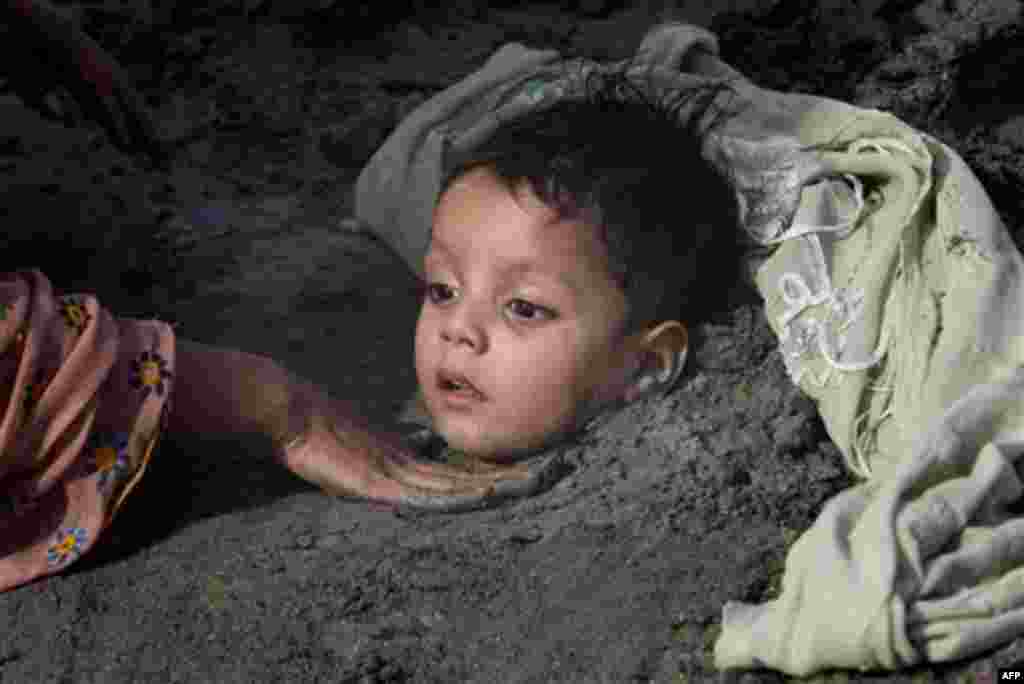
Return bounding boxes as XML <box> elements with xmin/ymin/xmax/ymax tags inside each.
<box><xmin>0</xmin><ymin>269</ymin><xmax>176</xmax><ymax>593</ymax></box>
<box><xmin>47</xmin><ymin>526</ymin><xmax>87</xmax><ymax>567</ymax></box>
<box><xmin>58</xmin><ymin>296</ymin><xmax>93</xmax><ymax>336</ymax></box>
<box><xmin>88</xmin><ymin>430</ymin><xmax>132</xmax><ymax>496</ymax></box>
<box><xmin>130</xmin><ymin>348</ymin><xmax>173</xmax><ymax>399</ymax></box>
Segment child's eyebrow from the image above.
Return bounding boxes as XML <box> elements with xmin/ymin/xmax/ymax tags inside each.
<box><xmin>502</xmin><ymin>261</ymin><xmax>580</xmax><ymax>297</ymax></box>
<box><xmin>427</xmin><ymin>240</ymin><xmax>580</xmax><ymax>296</ymax></box>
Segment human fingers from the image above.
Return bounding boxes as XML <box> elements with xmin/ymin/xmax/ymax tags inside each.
<box><xmin>324</xmin><ymin>404</ymin><xmax>539</xmax><ymax>494</ymax></box>
<box><xmin>389</xmin><ymin>452</ymin><xmax>571</xmax><ymax>512</ymax></box>
<box><xmin>328</xmin><ymin>450</ymin><xmax>500</xmax><ymax>512</ymax></box>
<box><xmin>311</xmin><ymin>390</ymin><xmax>569</xmax><ymax>508</ymax></box>
<box><xmin>327</xmin><ymin>417</ymin><xmax>530</xmax><ymax>493</ymax></box>
<box><xmin>307</xmin><ymin>419</ymin><xmax>526</xmax><ymax>506</ymax></box>
<box><xmin>388</xmin><ymin>447</ymin><xmax>533</xmax><ymax>488</ymax></box>
<box><xmin>383</xmin><ymin>454</ymin><xmax>530</xmax><ymax>499</ymax></box>
<box><xmin>289</xmin><ymin>390</ymin><xmax>496</xmax><ymax>496</ymax></box>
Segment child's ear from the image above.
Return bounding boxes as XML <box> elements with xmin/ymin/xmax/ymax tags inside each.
<box><xmin>625</xmin><ymin>321</ymin><xmax>688</xmax><ymax>402</ymax></box>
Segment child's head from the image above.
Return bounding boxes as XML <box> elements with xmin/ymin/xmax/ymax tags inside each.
<box><xmin>414</xmin><ymin>66</ymin><xmax>740</xmax><ymax>463</ymax></box>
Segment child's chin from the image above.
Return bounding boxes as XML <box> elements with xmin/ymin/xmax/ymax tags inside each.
<box><xmin>446</xmin><ymin>431</ymin><xmax>555</xmax><ymax>465</ymax></box>
<box><xmin>441</xmin><ymin>433</ymin><xmax>493</xmax><ymax>460</ymax></box>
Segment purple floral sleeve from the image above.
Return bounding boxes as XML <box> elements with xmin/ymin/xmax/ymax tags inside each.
<box><xmin>0</xmin><ymin>269</ymin><xmax>175</xmax><ymax>592</ymax></box>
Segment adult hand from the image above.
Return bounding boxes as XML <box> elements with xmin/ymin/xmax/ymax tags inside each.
<box><xmin>275</xmin><ymin>376</ymin><xmax>568</xmax><ymax>513</ymax></box>
<box><xmin>0</xmin><ymin>0</ymin><xmax>166</xmax><ymax>163</ymax></box>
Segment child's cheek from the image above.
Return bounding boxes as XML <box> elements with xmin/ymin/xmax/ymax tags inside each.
<box><xmin>412</xmin><ymin>309</ymin><xmax>435</xmax><ymax>378</ymax></box>
<box><xmin>504</xmin><ymin>351</ymin><xmax>580</xmax><ymax>421</ymax></box>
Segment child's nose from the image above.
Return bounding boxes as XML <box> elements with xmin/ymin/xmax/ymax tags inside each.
<box><xmin>440</xmin><ymin>307</ymin><xmax>487</xmax><ymax>353</ymax></box>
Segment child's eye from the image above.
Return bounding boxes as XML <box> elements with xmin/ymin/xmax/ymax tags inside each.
<box><xmin>425</xmin><ymin>283</ymin><xmax>555</xmax><ymax>322</ymax></box>
<box><xmin>507</xmin><ymin>299</ymin><xmax>555</xmax><ymax>322</ymax></box>
<box><xmin>425</xmin><ymin>282</ymin><xmax>454</xmax><ymax>303</ymax></box>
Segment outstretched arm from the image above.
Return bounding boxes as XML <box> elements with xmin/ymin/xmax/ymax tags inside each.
<box><xmin>168</xmin><ymin>338</ymin><xmax>539</xmax><ymax>509</ymax></box>
<box><xmin>166</xmin><ymin>338</ymin><xmax>293</xmax><ymax>443</ymax></box>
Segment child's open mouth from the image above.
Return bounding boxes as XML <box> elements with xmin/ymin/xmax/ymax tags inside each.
<box><xmin>437</xmin><ymin>369</ymin><xmax>485</xmax><ymax>402</ymax></box>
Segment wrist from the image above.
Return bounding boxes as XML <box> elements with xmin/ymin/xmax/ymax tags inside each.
<box><xmin>170</xmin><ymin>339</ymin><xmax>302</xmax><ymax>441</ymax></box>
<box><xmin>270</xmin><ymin>371</ymin><xmax>331</xmax><ymax>468</ymax></box>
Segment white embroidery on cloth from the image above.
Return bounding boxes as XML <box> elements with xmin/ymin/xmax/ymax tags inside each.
<box><xmin>777</xmin><ymin>268</ymin><xmax>890</xmax><ymax>387</ymax></box>
<box><xmin>772</xmin><ymin>172</ymin><xmax>889</xmax><ymax>387</ymax></box>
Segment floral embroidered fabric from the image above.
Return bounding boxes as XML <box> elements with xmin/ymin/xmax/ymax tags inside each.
<box><xmin>0</xmin><ymin>269</ymin><xmax>175</xmax><ymax>591</ymax></box>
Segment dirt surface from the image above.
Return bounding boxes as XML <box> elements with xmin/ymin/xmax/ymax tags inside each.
<box><xmin>1</xmin><ymin>1</ymin><xmax>1023</xmax><ymax>682</ymax></box>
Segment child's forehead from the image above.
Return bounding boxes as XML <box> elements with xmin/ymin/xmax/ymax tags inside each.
<box><xmin>433</xmin><ymin>183</ymin><xmax>599</xmax><ymax>248</ymax></box>
<box><xmin>441</xmin><ymin>167</ymin><xmax>560</xmax><ymax>218</ymax></box>
<box><xmin>427</xmin><ymin>218</ymin><xmax>605</xmax><ymax>270</ymax></box>
<box><xmin>430</xmin><ymin>167</ymin><xmax>618</xmax><ymax>277</ymax></box>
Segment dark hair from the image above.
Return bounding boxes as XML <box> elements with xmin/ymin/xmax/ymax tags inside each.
<box><xmin>440</xmin><ymin>62</ymin><xmax>742</xmax><ymax>338</ymax></box>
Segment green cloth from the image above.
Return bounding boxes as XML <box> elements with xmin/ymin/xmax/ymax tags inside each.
<box><xmin>355</xmin><ymin>21</ymin><xmax>1024</xmax><ymax>676</ymax></box>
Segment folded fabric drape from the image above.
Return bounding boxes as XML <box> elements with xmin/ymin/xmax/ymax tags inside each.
<box><xmin>0</xmin><ymin>270</ymin><xmax>175</xmax><ymax>591</ymax></box>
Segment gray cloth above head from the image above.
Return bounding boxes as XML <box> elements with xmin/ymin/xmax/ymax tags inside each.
<box><xmin>353</xmin><ymin>22</ymin><xmax>828</xmax><ymax>282</ymax></box>
<box><xmin>353</xmin><ymin>42</ymin><xmax>560</xmax><ymax>281</ymax></box>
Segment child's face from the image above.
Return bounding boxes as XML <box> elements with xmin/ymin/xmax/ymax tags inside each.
<box><xmin>415</xmin><ymin>167</ymin><xmax>645</xmax><ymax>462</ymax></box>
